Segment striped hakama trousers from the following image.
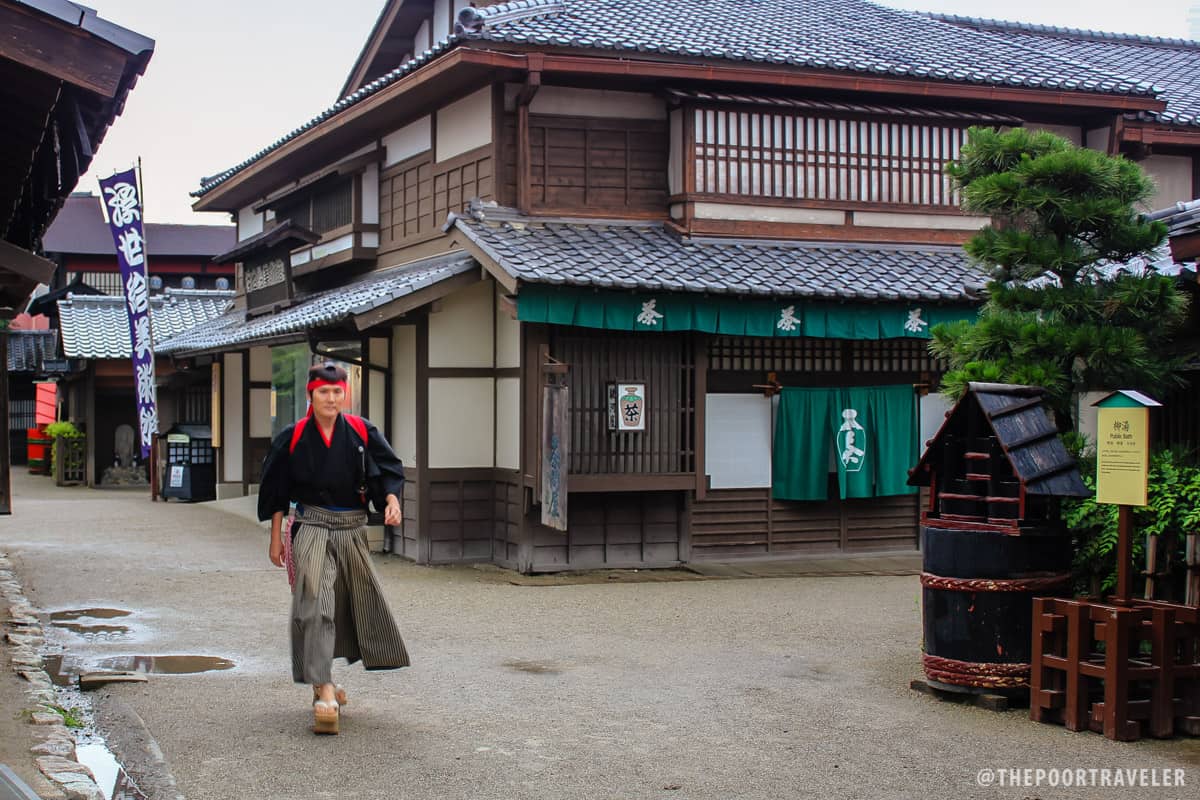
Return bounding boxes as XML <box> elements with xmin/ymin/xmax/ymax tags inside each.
<box><xmin>290</xmin><ymin>505</ymin><xmax>410</xmax><ymax>685</ymax></box>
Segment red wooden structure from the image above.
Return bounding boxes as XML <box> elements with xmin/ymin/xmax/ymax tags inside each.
<box><xmin>1031</xmin><ymin>597</ymin><xmax>1200</xmax><ymax>740</ymax></box>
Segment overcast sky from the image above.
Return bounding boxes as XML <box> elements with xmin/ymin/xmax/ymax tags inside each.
<box><xmin>78</xmin><ymin>0</ymin><xmax>1197</xmax><ymax>226</ymax></box>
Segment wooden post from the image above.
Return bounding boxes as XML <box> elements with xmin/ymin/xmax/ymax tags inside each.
<box><xmin>1116</xmin><ymin>505</ymin><xmax>1133</xmax><ymax>604</ymax></box>
<box><xmin>0</xmin><ymin>328</ymin><xmax>10</xmax><ymax>514</ymax></box>
<box><xmin>1144</xmin><ymin>531</ymin><xmax>1157</xmax><ymax>601</ymax></box>
<box><xmin>1187</xmin><ymin>533</ymin><xmax>1199</xmax><ymax>608</ymax></box>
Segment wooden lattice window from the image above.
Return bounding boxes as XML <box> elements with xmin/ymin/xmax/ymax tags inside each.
<box><xmin>274</xmin><ymin>177</ymin><xmax>353</xmax><ymax>234</ymax></box>
<box><xmin>708</xmin><ymin>336</ymin><xmax>944</xmax><ymax>375</ymax></box>
<box><xmin>708</xmin><ymin>336</ymin><xmax>842</xmax><ymax>372</ymax></box>
<box><xmin>850</xmin><ymin>339</ymin><xmax>944</xmax><ymax>373</ymax></box>
<box><xmin>692</xmin><ymin>107</ymin><xmax>967</xmax><ymax>209</ymax></box>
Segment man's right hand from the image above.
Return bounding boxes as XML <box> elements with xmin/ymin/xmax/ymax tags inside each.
<box><xmin>269</xmin><ymin>536</ymin><xmax>285</xmax><ymax>568</ymax></box>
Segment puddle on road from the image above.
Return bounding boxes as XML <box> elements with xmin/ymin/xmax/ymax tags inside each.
<box><xmin>503</xmin><ymin>659</ymin><xmax>562</xmax><ymax>674</ymax></box>
<box><xmin>43</xmin><ymin>654</ymin><xmax>236</xmax><ymax>686</ymax></box>
<box><xmin>48</xmin><ymin>609</ymin><xmax>134</xmax><ymax>642</ymax></box>
<box><xmin>51</xmin><ymin>608</ymin><xmax>133</xmax><ymax>622</ymax></box>
<box><xmin>75</xmin><ymin>742</ymin><xmax>149</xmax><ymax>800</ymax></box>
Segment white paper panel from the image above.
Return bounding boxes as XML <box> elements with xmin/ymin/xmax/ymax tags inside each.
<box><xmin>705</xmin><ymin>394</ymin><xmax>772</xmax><ymax>489</ymax></box>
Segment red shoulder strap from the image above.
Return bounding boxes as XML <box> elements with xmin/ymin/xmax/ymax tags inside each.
<box><xmin>289</xmin><ymin>416</ymin><xmax>309</xmax><ymax>454</ymax></box>
<box><xmin>289</xmin><ymin>414</ymin><xmax>366</xmax><ymax>454</ymax></box>
<box><xmin>344</xmin><ymin>414</ymin><xmax>368</xmax><ymax>444</ymax></box>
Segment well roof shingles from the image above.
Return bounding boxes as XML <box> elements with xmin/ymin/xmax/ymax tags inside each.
<box><xmin>58</xmin><ymin>289</ymin><xmax>235</xmax><ymax>359</ymax></box>
<box><xmin>194</xmin><ymin>0</ymin><xmax>1163</xmax><ymax>199</ymax></box>
<box><xmin>156</xmin><ymin>253</ymin><xmax>477</xmax><ymax>355</ymax></box>
<box><xmin>451</xmin><ymin>206</ymin><xmax>981</xmax><ymax>302</ymax></box>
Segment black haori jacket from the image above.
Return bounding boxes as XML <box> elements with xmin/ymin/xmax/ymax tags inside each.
<box><xmin>257</xmin><ymin>413</ymin><xmax>404</xmax><ymax>521</ymax></box>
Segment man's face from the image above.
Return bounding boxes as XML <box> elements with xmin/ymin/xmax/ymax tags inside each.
<box><xmin>311</xmin><ymin>384</ymin><xmax>345</xmax><ymax>416</ymax></box>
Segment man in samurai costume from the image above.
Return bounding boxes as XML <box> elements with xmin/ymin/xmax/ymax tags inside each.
<box><xmin>258</xmin><ymin>361</ymin><xmax>409</xmax><ymax>734</ymax></box>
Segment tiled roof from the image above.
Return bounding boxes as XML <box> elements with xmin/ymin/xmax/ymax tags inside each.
<box><xmin>6</xmin><ymin>330</ymin><xmax>61</xmax><ymax>373</ymax></box>
<box><xmin>931</xmin><ymin>15</ymin><xmax>1200</xmax><ymax>127</ymax></box>
<box><xmin>449</xmin><ymin>203</ymin><xmax>981</xmax><ymax>302</ymax></box>
<box><xmin>156</xmin><ymin>252</ymin><xmax>477</xmax><ymax>356</ymax></box>
<box><xmin>58</xmin><ymin>289</ymin><xmax>235</xmax><ymax>359</ymax></box>
<box><xmin>1147</xmin><ymin>198</ymin><xmax>1200</xmax><ymax>239</ymax></box>
<box><xmin>42</xmin><ymin>194</ymin><xmax>235</xmax><ymax>257</ymax></box>
<box><xmin>194</xmin><ymin>0</ymin><xmax>1162</xmax><ymax>199</ymax></box>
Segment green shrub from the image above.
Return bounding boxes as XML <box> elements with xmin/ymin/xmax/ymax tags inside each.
<box><xmin>1064</xmin><ymin>448</ymin><xmax>1200</xmax><ymax>597</ymax></box>
<box><xmin>44</xmin><ymin>421</ymin><xmax>84</xmax><ymax>477</ymax></box>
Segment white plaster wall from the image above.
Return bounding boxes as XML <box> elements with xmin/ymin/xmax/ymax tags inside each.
<box><xmin>669</xmin><ymin>204</ymin><xmax>683</xmax><ymax>220</ymax></box>
<box><xmin>526</xmin><ymin>86</ymin><xmax>666</xmax><ymax>119</ymax></box>
<box><xmin>362</xmin><ymin>164</ymin><xmax>380</xmax><ymax>225</ymax></box>
<box><xmin>310</xmin><ymin>234</ymin><xmax>355</xmax><ymax>260</ymax></box>
<box><xmin>495</xmin><ymin>377</ymin><xmax>520</xmax><ymax>470</ymax></box>
<box><xmin>1075</xmin><ymin>390</ymin><xmax>1108</xmax><ymax>453</ymax></box>
<box><xmin>249</xmin><ymin>346</ymin><xmax>271</xmax><ymax>382</ymax></box>
<box><xmin>1086</xmin><ymin>127</ymin><xmax>1112</xmax><ymax>153</ymax></box>
<box><xmin>383</xmin><ymin>116</ymin><xmax>432</xmax><ymax>166</ymax></box>
<box><xmin>1141</xmin><ymin>155</ymin><xmax>1194</xmax><ymax>211</ymax></box>
<box><xmin>436</xmin><ymin>88</ymin><xmax>492</xmax><ymax>161</ymax></box>
<box><xmin>692</xmin><ymin>202</ymin><xmax>844</xmax><ymax>225</ymax></box>
<box><xmin>434</xmin><ymin>0</ymin><xmax>451</xmax><ymax>39</ymax></box>
<box><xmin>854</xmin><ymin>211</ymin><xmax>989</xmax><ymax>230</ymax></box>
<box><xmin>369</xmin><ymin>370</ymin><xmax>387</xmax><ymax>436</ymax></box>
<box><xmin>669</xmin><ymin>108</ymin><xmax>683</xmax><ymax>196</ymax></box>
<box><xmin>391</xmin><ymin>326</ymin><xmax>417</xmax><ymax>466</ymax></box>
<box><xmin>428</xmin><ymin>377</ymin><xmax>494</xmax><ymax>467</ymax></box>
<box><xmin>1026</xmin><ymin>123</ymin><xmax>1082</xmax><ymax>146</ymax></box>
<box><xmin>428</xmin><ymin>280</ymin><xmax>494</xmax><ymax>368</ymax></box>
<box><xmin>495</xmin><ymin>284</ymin><xmax>520</xmax><ymax>369</ymax></box>
<box><xmin>249</xmin><ymin>388</ymin><xmax>272</xmax><ymax>438</ymax></box>
<box><xmin>414</xmin><ymin>19</ymin><xmax>431</xmax><ymax>52</ymax></box>
<box><xmin>453</xmin><ymin>0</ymin><xmax>472</xmax><ymax>23</ymax></box>
<box><xmin>223</xmin><ymin>352</ymin><xmax>244</xmax><ymax>483</ymax></box>
<box><xmin>237</xmin><ymin>207</ymin><xmax>263</xmax><ymax>241</ymax></box>
<box><xmin>369</xmin><ymin>337</ymin><xmax>388</xmax><ymax>368</ymax></box>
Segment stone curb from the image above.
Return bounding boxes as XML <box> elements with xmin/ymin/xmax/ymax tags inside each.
<box><xmin>0</xmin><ymin>553</ymin><xmax>104</xmax><ymax>800</ymax></box>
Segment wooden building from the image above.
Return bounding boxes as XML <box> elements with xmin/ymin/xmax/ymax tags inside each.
<box><xmin>0</xmin><ymin>0</ymin><xmax>152</xmax><ymax>509</ymax></box>
<box><xmin>162</xmin><ymin>0</ymin><xmax>1200</xmax><ymax>571</ymax></box>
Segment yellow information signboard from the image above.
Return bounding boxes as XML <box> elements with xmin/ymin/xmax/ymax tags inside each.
<box><xmin>1096</xmin><ymin>406</ymin><xmax>1150</xmax><ymax>506</ymax></box>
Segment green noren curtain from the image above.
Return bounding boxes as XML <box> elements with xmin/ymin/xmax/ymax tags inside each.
<box><xmin>518</xmin><ymin>285</ymin><xmax>974</xmax><ymax>341</ymax></box>
<box><xmin>772</xmin><ymin>384</ymin><xmax>918</xmax><ymax>501</ymax></box>
<box><xmin>772</xmin><ymin>388</ymin><xmax>836</xmax><ymax>501</ymax></box>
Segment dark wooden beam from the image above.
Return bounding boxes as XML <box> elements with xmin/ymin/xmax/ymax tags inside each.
<box><xmin>0</xmin><ymin>2</ymin><xmax>128</xmax><ymax>97</ymax></box>
<box><xmin>0</xmin><ymin>330</ymin><xmax>10</xmax><ymax>514</ymax></box>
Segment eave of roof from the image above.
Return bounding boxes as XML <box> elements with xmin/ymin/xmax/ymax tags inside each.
<box><xmin>192</xmin><ymin>0</ymin><xmax>1168</xmax><ymax>211</ymax></box>
<box><xmin>447</xmin><ymin>201</ymin><xmax>982</xmax><ymax>302</ymax></box>
<box><xmin>156</xmin><ymin>252</ymin><xmax>478</xmax><ymax>357</ymax></box>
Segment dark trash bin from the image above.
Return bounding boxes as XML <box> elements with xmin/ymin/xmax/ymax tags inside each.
<box><xmin>161</xmin><ymin>424</ymin><xmax>215</xmax><ymax>502</ymax></box>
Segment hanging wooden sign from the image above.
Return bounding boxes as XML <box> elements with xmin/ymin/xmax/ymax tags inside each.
<box><xmin>541</xmin><ymin>383</ymin><xmax>569</xmax><ymax>531</ymax></box>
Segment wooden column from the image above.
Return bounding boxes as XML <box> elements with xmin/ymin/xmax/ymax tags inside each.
<box><xmin>0</xmin><ymin>330</ymin><xmax>10</xmax><ymax>514</ymax></box>
<box><xmin>416</xmin><ymin>316</ymin><xmax>431</xmax><ymax>564</ymax></box>
<box><xmin>515</xmin><ymin>62</ymin><xmax>541</xmax><ymax>214</ymax></box>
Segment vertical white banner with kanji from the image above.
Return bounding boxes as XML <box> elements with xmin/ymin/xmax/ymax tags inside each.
<box><xmin>99</xmin><ymin>167</ymin><xmax>157</xmax><ymax>458</ymax></box>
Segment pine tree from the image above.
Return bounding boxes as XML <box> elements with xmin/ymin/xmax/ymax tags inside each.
<box><xmin>931</xmin><ymin>127</ymin><xmax>1189</xmax><ymax>427</ymax></box>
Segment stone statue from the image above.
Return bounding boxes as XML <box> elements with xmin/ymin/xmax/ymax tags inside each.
<box><xmin>114</xmin><ymin>424</ymin><xmax>135</xmax><ymax>468</ymax></box>
<box><xmin>101</xmin><ymin>423</ymin><xmax>148</xmax><ymax>486</ymax></box>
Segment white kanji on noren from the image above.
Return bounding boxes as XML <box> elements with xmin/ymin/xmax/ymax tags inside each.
<box><xmin>904</xmin><ymin>307</ymin><xmax>928</xmax><ymax>333</ymax></box>
<box><xmin>104</xmin><ymin>182</ymin><xmax>141</xmax><ymax>227</ymax></box>
<box><xmin>636</xmin><ymin>298</ymin><xmax>663</xmax><ymax>326</ymax></box>
<box><xmin>125</xmin><ymin>270</ymin><xmax>149</xmax><ymax>314</ymax></box>
<box><xmin>135</xmin><ymin>362</ymin><xmax>156</xmax><ymax>405</ymax></box>
<box><xmin>118</xmin><ymin>228</ymin><xmax>145</xmax><ymax>268</ymax></box>
<box><xmin>139</xmin><ymin>405</ymin><xmax>158</xmax><ymax>447</ymax></box>
<box><xmin>777</xmin><ymin>305</ymin><xmax>799</xmax><ymax>332</ymax></box>
<box><xmin>132</xmin><ymin>315</ymin><xmax>152</xmax><ymax>360</ymax></box>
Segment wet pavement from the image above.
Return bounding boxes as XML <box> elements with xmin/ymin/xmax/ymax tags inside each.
<box><xmin>1</xmin><ymin>469</ymin><xmax>1198</xmax><ymax>800</ymax></box>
